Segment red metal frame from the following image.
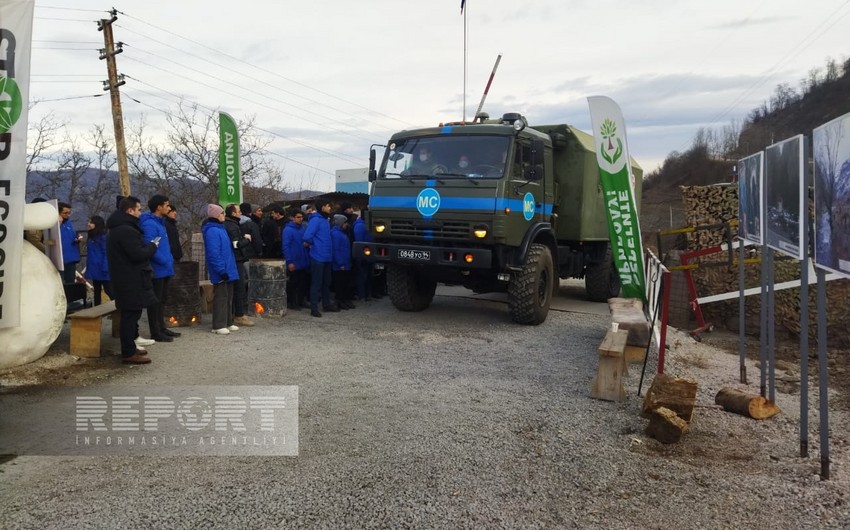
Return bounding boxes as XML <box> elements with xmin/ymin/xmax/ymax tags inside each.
<box><xmin>679</xmin><ymin>245</ymin><xmax>723</xmax><ymax>338</ymax></box>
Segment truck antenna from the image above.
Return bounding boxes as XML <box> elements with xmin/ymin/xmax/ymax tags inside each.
<box><xmin>473</xmin><ymin>54</ymin><xmax>502</xmax><ymax>123</ymax></box>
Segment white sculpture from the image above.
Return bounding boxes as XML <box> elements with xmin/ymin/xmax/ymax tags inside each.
<box><xmin>0</xmin><ymin>202</ymin><xmax>66</xmax><ymax>369</ymax></box>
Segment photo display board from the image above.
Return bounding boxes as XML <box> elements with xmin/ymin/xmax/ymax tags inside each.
<box><xmin>813</xmin><ymin>111</ymin><xmax>850</xmax><ymax>279</ymax></box>
<box><xmin>737</xmin><ymin>151</ymin><xmax>764</xmax><ymax>245</ymax></box>
<box><xmin>764</xmin><ymin>134</ymin><xmax>805</xmax><ymax>259</ymax></box>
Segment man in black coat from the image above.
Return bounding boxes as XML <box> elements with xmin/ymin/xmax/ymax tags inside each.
<box><xmin>107</xmin><ymin>196</ymin><xmax>159</xmax><ymax>365</ymax></box>
<box><xmin>164</xmin><ymin>205</ymin><xmax>183</xmax><ymax>262</ymax></box>
<box><xmin>224</xmin><ymin>204</ymin><xmax>255</xmax><ymax>327</ymax></box>
<box><xmin>261</xmin><ymin>206</ymin><xmax>285</xmax><ymax>258</ymax></box>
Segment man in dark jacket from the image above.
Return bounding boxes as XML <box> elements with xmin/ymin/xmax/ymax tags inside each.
<box><xmin>164</xmin><ymin>205</ymin><xmax>183</xmax><ymax>262</ymax></box>
<box><xmin>224</xmin><ymin>204</ymin><xmax>255</xmax><ymax>327</ymax></box>
<box><xmin>107</xmin><ymin>196</ymin><xmax>158</xmax><ymax>365</ymax></box>
<box><xmin>261</xmin><ymin>206</ymin><xmax>285</xmax><ymax>258</ymax></box>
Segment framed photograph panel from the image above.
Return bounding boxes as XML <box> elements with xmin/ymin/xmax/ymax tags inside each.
<box><xmin>813</xmin><ymin>111</ymin><xmax>850</xmax><ymax>279</ymax></box>
<box><xmin>764</xmin><ymin>135</ymin><xmax>805</xmax><ymax>259</ymax></box>
<box><xmin>737</xmin><ymin>152</ymin><xmax>764</xmax><ymax>245</ymax></box>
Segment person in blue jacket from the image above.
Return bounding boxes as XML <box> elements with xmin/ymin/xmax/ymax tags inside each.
<box><xmin>139</xmin><ymin>195</ymin><xmax>178</xmax><ymax>342</ymax></box>
<box><xmin>331</xmin><ymin>214</ymin><xmax>355</xmax><ymax>310</ymax></box>
<box><xmin>353</xmin><ymin>208</ymin><xmax>374</xmax><ymax>301</ymax></box>
<box><xmin>58</xmin><ymin>201</ymin><xmax>82</xmax><ymax>284</ymax></box>
<box><xmin>84</xmin><ymin>215</ymin><xmax>111</xmax><ymax>306</ymax></box>
<box><xmin>282</xmin><ymin>207</ymin><xmax>310</xmax><ymax>311</ymax></box>
<box><xmin>202</xmin><ymin>204</ymin><xmax>239</xmax><ymax>334</ymax></box>
<box><xmin>302</xmin><ymin>199</ymin><xmax>337</xmax><ymax>317</ymax></box>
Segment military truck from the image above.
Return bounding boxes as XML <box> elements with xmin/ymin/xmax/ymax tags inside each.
<box><xmin>353</xmin><ymin>112</ymin><xmax>642</xmax><ymax>325</ymax></box>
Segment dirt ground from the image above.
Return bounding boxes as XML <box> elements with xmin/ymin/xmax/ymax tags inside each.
<box><xmin>696</xmin><ymin>327</ymin><xmax>850</xmax><ymax>408</ymax></box>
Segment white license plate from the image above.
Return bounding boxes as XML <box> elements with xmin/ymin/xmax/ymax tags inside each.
<box><xmin>398</xmin><ymin>249</ymin><xmax>431</xmax><ymax>261</ymax></box>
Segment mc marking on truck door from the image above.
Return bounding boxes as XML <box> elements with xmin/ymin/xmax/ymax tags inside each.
<box><xmin>416</xmin><ymin>188</ymin><xmax>441</xmax><ymax>217</ymax></box>
<box><xmin>522</xmin><ymin>192</ymin><xmax>535</xmax><ymax>221</ymax></box>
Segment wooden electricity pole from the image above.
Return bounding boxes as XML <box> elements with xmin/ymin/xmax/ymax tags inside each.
<box><xmin>98</xmin><ymin>10</ymin><xmax>131</xmax><ymax>197</ymax></box>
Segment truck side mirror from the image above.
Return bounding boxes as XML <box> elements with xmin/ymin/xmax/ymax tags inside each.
<box><xmin>368</xmin><ymin>148</ymin><xmax>377</xmax><ymax>182</ymax></box>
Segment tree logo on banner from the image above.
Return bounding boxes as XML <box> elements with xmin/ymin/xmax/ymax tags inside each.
<box><xmin>0</xmin><ymin>77</ymin><xmax>23</xmax><ymax>134</ymax></box>
<box><xmin>599</xmin><ymin>118</ymin><xmax>623</xmax><ymax>167</ymax></box>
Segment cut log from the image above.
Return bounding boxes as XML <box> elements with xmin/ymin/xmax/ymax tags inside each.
<box><xmin>715</xmin><ymin>388</ymin><xmax>781</xmax><ymax>419</ymax></box>
<box><xmin>645</xmin><ymin>406</ymin><xmax>689</xmax><ymax>444</ymax></box>
<box><xmin>641</xmin><ymin>374</ymin><xmax>698</xmax><ymax>422</ymax></box>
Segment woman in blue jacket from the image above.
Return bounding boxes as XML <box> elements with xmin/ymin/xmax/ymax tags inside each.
<box><xmin>202</xmin><ymin>204</ymin><xmax>239</xmax><ymax>334</ymax></box>
<box><xmin>84</xmin><ymin>215</ymin><xmax>112</xmax><ymax>306</ymax></box>
<box><xmin>282</xmin><ymin>207</ymin><xmax>310</xmax><ymax>310</ymax></box>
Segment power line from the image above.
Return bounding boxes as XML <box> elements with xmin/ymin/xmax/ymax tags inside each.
<box><xmin>35</xmin><ymin>5</ymin><xmax>110</xmax><ymax>13</ymax></box>
<box><xmin>122</xmin><ymin>89</ymin><xmax>335</xmax><ymax>177</ymax></box>
<box><xmin>122</xmin><ymin>43</ymin><xmax>386</xmax><ymax>145</ymax></box>
<box><xmin>32</xmin><ymin>94</ymin><xmax>105</xmax><ymax>103</ymax></box>
<box><xmin>117</xmin><ymin>10</ymin><xmax>413</xmax><ymax>130</ymax></box>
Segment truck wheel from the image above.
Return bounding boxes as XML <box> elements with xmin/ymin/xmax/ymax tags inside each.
<box><xmin>585</xmin><ymin>248</ymin><xmax>620</xmax><ymax>302</ymax></box>
<box><xmin>508</xmin><ymin>243</ymin><xmax>554</xmax><ymax>325</ymax></box>
<box><xmin>387</xmin><ymin>264</ymin><xmax>436</xmax><ymax>311</ymax></box>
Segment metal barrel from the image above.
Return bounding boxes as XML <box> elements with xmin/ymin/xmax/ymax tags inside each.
<box><xmin>247</xmin><ymin>259</ymin><xmax>287</xmax><ymax>317</ymax></box>
<box><xmin>164</xmin><ymin>261</ymin><xmax>202</xmax><ymax>326</ymax></box>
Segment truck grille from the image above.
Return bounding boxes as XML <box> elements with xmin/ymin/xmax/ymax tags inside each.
<box><xmin>390</xmin><ymin>220</ymin><xmax>471</xmax><ymax>240</ymax></box>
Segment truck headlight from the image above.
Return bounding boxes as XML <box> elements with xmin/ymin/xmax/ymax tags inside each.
<box><xmin>374</xmin><ymin>222</ymin><xmax>386</xmax><ymax>233</ymax></box>
<box><xmin>473</xmin><ymin>224</ymin><xmax>488</xmax><ymax>238</ymax></box>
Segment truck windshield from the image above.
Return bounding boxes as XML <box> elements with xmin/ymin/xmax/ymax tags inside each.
<box><xmin>380</xmin><ymin>135</ymin><xmax>510</xmax><ymax>179</ymax></box>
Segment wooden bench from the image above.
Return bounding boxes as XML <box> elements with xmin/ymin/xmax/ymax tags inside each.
<box><xmin>69</xmin><ymin>301</ymin><xmax>120</xmax><ymax>358</ymax></box>
<box><xmin>199</xmin><ymin>280</ymin><xmax>214</xmax><ymax>313</ymax></box>
<box><xmin>591</xmin><ymin>328</ymin><xmax>629</xmax><ymax>402</ymax></box>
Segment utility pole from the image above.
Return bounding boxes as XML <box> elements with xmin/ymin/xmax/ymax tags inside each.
<box><xmin>98</xmin><ymin>9</ymin><xmax>131</xmax><ymax>197</ymax></box>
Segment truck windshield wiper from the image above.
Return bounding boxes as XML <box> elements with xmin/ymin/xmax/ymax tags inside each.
<box><xmin>438</xmin><ymin>172</ymin><xmax>480</xmax><ymax>185</ymax></box>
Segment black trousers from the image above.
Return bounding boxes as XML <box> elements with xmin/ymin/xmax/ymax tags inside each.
<box><xmin>147</xmin><ymin>276</ymin><xmax>169</xmax><ymax>337</ymax></box>
<box><xmin>233</xmin><ymin>261</ymin><xmax>248</xmax><ymax>317</ymax></box>
<box><xmin>286</xmin><ymin>268</ymin><xmax>308</xmax><ymax>308</ymax></box>
<box><xmin>332</xmin><ymin>269</ymin><xmax>353</xmax><ymax>303</ymax></box>
<box><xmin>120</xmin><ymin>309</ymin><xmax>143</xmax><ymax>357</ymax></box>
<box><xmin>213</xmin><ymin>281</ymin><xmax>234</xmax><ymax>330</ymax></box>
<box><xmin>93</xmin><ymin>280</ymin><xmax>113</xmax><ymax>306</ymax></box>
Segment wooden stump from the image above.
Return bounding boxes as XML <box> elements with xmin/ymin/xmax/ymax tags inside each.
<box><xmin>645</xmin><ymin>406</ymin><xmax>689</xmax><ymax>444</ymax></box>
<box><xmin>715</xmin><ymin>388</ymin><xmax>781</xmax><ymax>419</ymax></box>
<box><xmin>641</xmin><ymin>374</ymin><xmax>698</xmax><ymax>422</ymax></box>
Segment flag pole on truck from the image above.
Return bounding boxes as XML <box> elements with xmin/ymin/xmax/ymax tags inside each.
<box><xmin>473</xmin><ymin>54</ymin><xmax>502</xmax><ymax>123</ymax></box>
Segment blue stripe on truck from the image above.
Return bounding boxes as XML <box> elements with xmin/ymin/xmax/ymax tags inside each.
<box><xmin>369</xmin><ymin>196</ymin><xmax>553</xmax><ymax>215</ymax></box>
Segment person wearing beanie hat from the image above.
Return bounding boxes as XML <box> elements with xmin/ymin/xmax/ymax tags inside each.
<box><xmin>201</xmin><ymin>203</ymin><xmax>239</xmax><ymax>334</ymax></box>
<box><xmin>330</xmin><ymin>214</ymin><xmax>355</xmax><ymax>310</ymax></box>
<box><xmin>208</xmin><ymin>204</ymin><xmax>224</xmax><ymax>218</ymax></box>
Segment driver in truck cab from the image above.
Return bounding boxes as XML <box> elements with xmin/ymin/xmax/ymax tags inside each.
<box><xmin>403</xmin><ymin>146</ymin><xmax>441</xmax><ymax>176</ymax></box>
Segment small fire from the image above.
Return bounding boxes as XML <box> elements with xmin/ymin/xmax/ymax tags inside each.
<box><xmin>254</xmin><ymin>302</ymin><xmax>265</xmax><ymax>314</ymax></box>
<box><xmin>168</xmin><ymin>316</ymin><xmax>178</xmax><ymax>324</ymax></box>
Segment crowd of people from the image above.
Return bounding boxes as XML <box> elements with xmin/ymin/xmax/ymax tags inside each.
<box><xmin>40</xmin><ymin>195</ymin><xmax>382</xmax><ymax>365</ymax></box>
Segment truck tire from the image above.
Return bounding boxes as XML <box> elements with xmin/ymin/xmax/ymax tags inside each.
<box><xmin>508</xmin><ymin>243</ymin><xmax>554</xmax><ymax>325</ymax></box>
<box><xmin>387</xmin><ymin>264</ymin><xmax>436</xmax><ymax>312</ymax></box>
<box><xmin>585</xmin><ymin>248</ymin><xmax>620</xmax><ymax>302</ymax></box>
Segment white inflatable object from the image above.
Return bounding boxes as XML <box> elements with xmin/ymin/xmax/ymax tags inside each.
<box><xmin>23</xmin><ymin>201</ymin><xmax>58</xmax><ymax>230</ymax></box>
<box><xmin>0</xmin><ymin>241</ymin><xmax>66</xmax><ymax>369</ymax></box>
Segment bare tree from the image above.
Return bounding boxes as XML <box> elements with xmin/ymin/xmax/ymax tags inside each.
<box><xmin>79</xmin><ymin>124</ymin><xmax>118</xmax><ymax>219</ymax></box>
<box><xmin>26</xmin><ymin>110</ymin><xmax>66</xmax><ymax>174</ymax></box>
<box><xmin>815</xmin><ymin>121</ymin><xmax>844</xmax><ymax>234</ymax></box>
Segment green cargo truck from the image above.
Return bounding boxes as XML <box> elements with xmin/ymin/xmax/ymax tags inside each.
<box><xmin>353</xmin><ymin>112</ymin><xmax>642</xmax><ymax>325</ymax></box>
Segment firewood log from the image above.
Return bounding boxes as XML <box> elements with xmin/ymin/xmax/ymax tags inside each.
<box><xmin>714</xmin><ymin>388</ymin><xmax>781</xmax><ymax>419</ymax></box>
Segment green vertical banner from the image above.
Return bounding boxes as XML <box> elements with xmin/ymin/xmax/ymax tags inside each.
<box><xmin>218</xmin><ymin>112</ymin><xmax>241</xmax><ymax>206</ymax></box>
<box><xmin>0</xmin><ymin>0</ymin><xmax>34</xmax><ymax>329</ymax></box>
<box><xmin>587</xmin><ymin>96</ymin><xmax>646</xmax><ymax>301</ymax></box>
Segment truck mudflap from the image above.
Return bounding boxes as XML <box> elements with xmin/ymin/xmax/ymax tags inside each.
<box><xmin>353</xmin><ymin>242</ymin><xmax>492</xmax><ymax>269</ymax></box>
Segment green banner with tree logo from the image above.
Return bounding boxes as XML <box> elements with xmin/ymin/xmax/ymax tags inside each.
<box><xmin>218</xmin><ymin>112</ymin><xmax>241</xmax><ymax>206</ymax></box>
<box><xmin>587</xmin><ymin>96</ymin><xmax>646</xmax><ymax>301</ymax></box>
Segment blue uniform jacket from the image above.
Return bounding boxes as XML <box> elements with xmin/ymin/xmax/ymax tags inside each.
<box><xmin>202</xmin><ymin>219</ymin><xmax>239</xmax><ymax>284</ymax></box>
<box><xmin>302</xmin><ymin>212</ymin><xmax>332</xmax><ymax>263</ymax></box>
<box><xmin>60</xmin><ymin>219</ymin><xmax>81</xmax><ymax>263</ymax></box>
<box><xmin>84</xmin><ymin>234</ymin><xmax>110</xmax><ymax>281</ymax></box>
<box><xmin>353</xmin><ymin>217</ymin><xmax>372</xmax><ymax>243</ymax></box>
<box><xmin>331</xmin><ymin>226</ymin><xmax>352</xmax><ymax>271</ymax></box>
<box><xmin>139</xmin><ymin>213</ymin><xmax>174</xmax><ymax>279</ymax></box>
<box><xmin>282</xmin><ymin>221</ymin><xmax>310</xmax><ymax>270</ymax></box>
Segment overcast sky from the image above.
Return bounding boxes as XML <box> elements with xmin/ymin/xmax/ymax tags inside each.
<box><xmin>26</xmin><ymin>0</ymin><xmax>850</xmax><ymax>191</ymax></box>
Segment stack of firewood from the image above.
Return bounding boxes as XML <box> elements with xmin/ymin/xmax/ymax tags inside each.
<box><xmin>680</xmin><ymin>184</ymin><xmax>739</xmax><ymax>248</ymax></box>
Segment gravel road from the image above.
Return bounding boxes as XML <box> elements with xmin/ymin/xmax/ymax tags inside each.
<box><xmin>1</xmin><ymin>287</ymin><xmax>847</xmax><ymax>528</ymax></box>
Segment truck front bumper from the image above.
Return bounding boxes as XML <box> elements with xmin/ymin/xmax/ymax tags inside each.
<box><xmin>353</xmin><ymin>242</ymin><xmax>493</xmax><ymax>269</ymax></box>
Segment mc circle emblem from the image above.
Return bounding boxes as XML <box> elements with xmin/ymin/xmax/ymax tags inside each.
<box><xmin>416</xmin><ymin>188</ymin><xmax>441</xmax><ymax>217</ymax></box>
<box><xmin>522</xmin><ymin>192</ymin><xmax>535</xmax><ymax>221</ymax></box>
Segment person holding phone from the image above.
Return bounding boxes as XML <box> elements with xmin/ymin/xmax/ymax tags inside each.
<box><xmin>139</xmin><ymin>195</ymin><xmax>178</xmax><ymax>342</ymax></box>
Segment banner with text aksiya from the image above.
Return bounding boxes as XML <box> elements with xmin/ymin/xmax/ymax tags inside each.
<box><xmin>587</xmin><ymin>96</ymin><xmax>646</xmax><ymax>301</ymax></box>
<box><xmin>0</xmin><ymin>1</ymin><xmax>34</xmax><ymax>329</ymax></box>
<box><xmin>218</xmin><ymin>112</ymin><xmax>241</xmax><ymax>206</ymax></box>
